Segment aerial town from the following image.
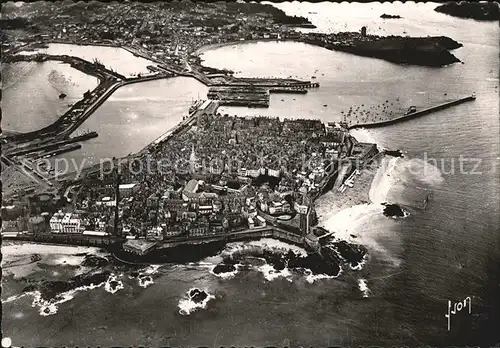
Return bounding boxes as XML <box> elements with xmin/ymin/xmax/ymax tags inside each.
<box><xmin>2</xmin><ymin>92</ymin><xmax>379</xmax><ymax>256</ymax></box>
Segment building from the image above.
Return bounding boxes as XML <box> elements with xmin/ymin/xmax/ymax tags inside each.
<box><xmin>269</xmin><ymin>201</ymin><xmax>283</xmax><ymax>215</ymax></box>
<box><xmin>50</xmin><ymin>212</ymin><xmax>65</xmax><ymax>233</ymax></box>
<box><xmin>182</xmin><ymin>179</ymin><xmax>199</xmax><ymax>200</ymax></box>
<box><xmin>198</xmin><ymin>205</ymin><xmax>213</xmax><ymax>215</ymax></box>
<box><xmin>146</xmin><ymin>226</ymin><xmax>163</xmax><ymax>241</ymax></box>
<box><xmin>119</xmin><ymin>183</ymin><xmax>138</xmax><ymax>197</ymax></box>
<box><xmin>256</xmin><ymin>215</ymin><xmax>266</xmax><ymax>227</ymax></box>
<box><xmin>189</xmin><ymin>223</ymin><xmax>210</xmax><ymax>236</ymax></box>
<box><xmin>1</xmin><ymin>217</ymin><xmax>26</xmax><ymax>233</ymax></box>
<box><xmin>99</xmin><ymin>196</ymin><xmax>116</xmax><ymax>207</ymax></box>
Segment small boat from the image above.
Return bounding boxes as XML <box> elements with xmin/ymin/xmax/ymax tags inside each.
<box><xmin>423</xmin><ymin>192</ymin><xmax>430</xmax><ymax>209</ymax></box>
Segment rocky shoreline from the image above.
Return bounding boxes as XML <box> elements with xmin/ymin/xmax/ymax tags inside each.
<box><xmin>331</xmin><ymin>36</ymin><xmax>462</xmax><ymax>67</ymax></box>
<box><xmin>196</xmin><ymin>34</ymin><xmax>464</xmax><ymax>68</ymax></box>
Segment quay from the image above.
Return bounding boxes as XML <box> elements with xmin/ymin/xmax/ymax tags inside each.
<box><xmin>2</xmin><ymin>54</ymin><xmax>175</xmax><ymax>144</ymax></box>
<box><xmin>156</xmin><ymin>226</ymin><xmax>304</xmax><ymax>249</ymax></box>
<box><xmin>1</xmin><ymin>225</ymin><xmax>319</xmax><ymax>253</ymax></box>
<box><xmin>348</xmin><ymin>93</ymin><xmax>476</xmax><ymax>129</ymax></box>
<box><xmin>140</xmin><ymin>100</ymin><xmax>220</xmax><ymax>154</ymax></box>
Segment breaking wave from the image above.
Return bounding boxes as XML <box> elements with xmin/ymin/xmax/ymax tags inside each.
<box><xmin>33</xmin><ymin>281</ymin><xmax>104</xmax><ymax>316</ymax></box>
<box><xmin>132</xmin><ymin>265</ymin><xmax>161</xmax><ymax>288</ymax></box>
<box><xmin>258</xmin><ymin>264</ymin><xmax>293</xmax><ymax>282</ymax></box>
<box><xmin>207</xmin><ymin>237</ymin><xmax>365</xmax><ymax>283</ymax></box>
<box><xmin>7</xmin><ymin>273</ymin><xmax>125</xmax><ymax>316</ymax></box>
<box><xmin>210</xmin><ymin>262</ymin><xmax>242</xmax><ymax>279</ymax></box>
<box><xmin>358</xmin><ymin>278</ymin><xmax>370</xmax><ymax>298</ymax></box>
<box><xmin>104</xmin><ymin>274</ymin><xmax>124</xmax><ymax>294</ymax></box>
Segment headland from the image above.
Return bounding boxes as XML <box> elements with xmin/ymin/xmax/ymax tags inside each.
<box><xmin>434</xmin><ymin>2</ymin><xmax>500</xmax><ymax>21</ymax></box>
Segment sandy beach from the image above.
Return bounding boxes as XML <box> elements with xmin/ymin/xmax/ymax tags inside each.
<box><xmin>315</xmin><ymin>152</ymin><xmax>405</xmax><ymax>266</ymax></box>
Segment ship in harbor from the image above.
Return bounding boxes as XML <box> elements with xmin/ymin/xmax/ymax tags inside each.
<box><xmin>189</xmin><ymin>99</ymin><xmax>204</xmax><ymax>115</ymax></box>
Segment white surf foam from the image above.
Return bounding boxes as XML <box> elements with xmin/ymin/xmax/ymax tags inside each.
<box><xmin>2</xmin><ymin>293</ymin><xmax>29</xmax><ymax>304</ymax></box>
<box><xmin>222</xmin><ymin>238</ymin><xmax>307</xmax><ymax>258</ymax></box>
<box><xmin>134</xmin><ymin>264</ymin><xmax>162</xmax><ymax>288</ymax></box>
<box><xmin>31</xmin><ymin>280</ymin><xmax>106</xmax><ymax>316</ymax></box>
<box><xmin>104</xmin><ymin>274</ymin><xmax>124</xmax><ymax>294</ymax></box>
<box><xmin>303</xmin><ymin>267</ymin><xmax>342</xmax><ymax>284</ymax></box>
<box><xmin>137</xmin><ymin>276</ymin><xmax>154</xmax><ymax>288</ymax></box>
<box><xmin>358</xmin><ymin>278</ymin><xmax>370</xmax><ymax>298</ymax></box>
<box><xmin>258</xmin><ymin>264</ymin><xmax>293</xmax><ymax>282</ymax></box>
<box><xmin>210</xmin><ymin>263</ymin><xmax>242</xmax><ymax>279</ymax></box>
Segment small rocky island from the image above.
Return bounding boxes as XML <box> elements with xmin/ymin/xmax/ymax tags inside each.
<box><xmin>435</xmin><ymin>2</ymin><xmax>500</xmax><ymax>21</ymax></box>
<box><xmin>380</xmin><ymin>14</ymin><xmax>402</xmax><ymax>19</ymax></box>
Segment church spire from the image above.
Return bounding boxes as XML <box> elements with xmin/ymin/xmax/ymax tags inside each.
<box><xmin>190</xmin><ymin>144</ymin><xmax>197</xmax><ymax>173</ymax></box>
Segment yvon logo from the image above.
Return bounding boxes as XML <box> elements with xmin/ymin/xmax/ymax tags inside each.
<box><xmin>445</xmin><ymin>296</ymin><xmax>471</xmax><ymax>331</ymax></box>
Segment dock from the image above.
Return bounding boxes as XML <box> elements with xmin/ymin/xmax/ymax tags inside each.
<box><xmin>348</xmin><ymin>93</ymin><xmax>476</xmax><ymax>130</ymax></box>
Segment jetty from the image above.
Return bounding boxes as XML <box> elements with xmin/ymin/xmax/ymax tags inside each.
<box><xmin>348</xmin><ymin>93</ymin><xmax>476</xmax><ymax>130</ymax></box>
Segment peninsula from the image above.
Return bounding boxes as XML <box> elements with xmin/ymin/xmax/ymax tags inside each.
<box><xmin>1</xmin><ymin>1</ymin><xmax>468</xmax><ymax>264</ymax></box>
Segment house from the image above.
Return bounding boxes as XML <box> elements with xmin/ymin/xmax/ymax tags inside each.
<box><xmin>146</xmin><ymin>226</ymin><xmax>163</xmax><ymax>241</ymax></box>
<box><xmin>247</xmin><ymin>217</ymin><xmax>255</xmax><ymax>229</ymax></box>
<box><xmin>62</xmin><ymin>213</ymin><xmax>82</xmax><ymax>234</ymax></box>
<box><xmin>182</xmin><ymin>179</ymin><xmax>199</xmax><ymax>200</ymax></box>
<box><xmin>50</xmin><ymin>211</ymin><xmax>65</xmax><ymax>233</ymax></box>
<box><xmin>256</xmin><ymin>215</ymin><xmax>266</xmax><ymax>227</ymax></box>
<box><xmin>119</xmin><ymin>183</ymin><xmax>138</xmax><ymax>197</ymax></box>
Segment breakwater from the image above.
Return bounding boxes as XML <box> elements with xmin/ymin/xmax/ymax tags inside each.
<box><xmin>2</xmin><ymin>54</ymin><xmax>175</xmax><ymax>144</ymax></box>
<box><xmin>348</xmin><ymin>94</ymin><xmax>476</xmax><ymax>130</ymax></box>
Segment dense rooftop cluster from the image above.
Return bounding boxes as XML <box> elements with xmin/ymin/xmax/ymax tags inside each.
<box><xmin>67</xmin><ymin>114</ymin><xmax>359</xmax><ymax>240</ymax></box>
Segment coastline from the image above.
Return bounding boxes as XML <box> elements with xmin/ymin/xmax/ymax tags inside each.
<box><xmin>193</xmin><ymin>38</ymin><xmax>285</xmax><ymax>56</ymax></box>
<box><xmin>316</xmin><ymin>151</ymin><xmax>400</xmax><ymax>240</ymax></box>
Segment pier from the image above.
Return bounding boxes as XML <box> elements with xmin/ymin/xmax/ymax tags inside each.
<box><xmin>348</xmin><ymin>94</ymin><xmax>476</xmax><ymax>130</ymax></box>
